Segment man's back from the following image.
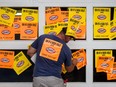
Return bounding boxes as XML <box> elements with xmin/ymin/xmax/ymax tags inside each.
<box><xmin>31</xmin><ymin>34</ymin><xmax>72</xmax><ymax>78</ymax></box>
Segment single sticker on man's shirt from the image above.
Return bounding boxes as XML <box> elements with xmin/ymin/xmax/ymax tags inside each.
<box><xmin>40</xmin><ymin>38</ymin><xmax>63</xmax><ymax>61</ymax></box>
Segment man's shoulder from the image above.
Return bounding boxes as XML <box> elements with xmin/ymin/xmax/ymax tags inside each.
<box><xmin>40</xmin><ymin>34</ymin><xmax>52</xmax><ymax>37</ymax></box>
<box><xmin>40</xmin><ymin>34</ymin><xmax>56</xmax><ymax>38</ymax></box>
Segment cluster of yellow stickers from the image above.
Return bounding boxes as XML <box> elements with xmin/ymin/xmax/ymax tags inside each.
<box><xmin>95</xmin><ymin>50</ymin><xmax>116</xmax><ymax>80</ymax></box>
<box><xmin>0</xmin><ymin>7</ymin><xmax>38</xmax><ymax>40</ymax></box>
<box><xmin>45</xmin><ymin>7</ymin><xmax>86</xmax><ymax>39</ymax></box>
<box><xmin>0</xmin><ymin>50</ymin><xmax>32</xmax><ymax>75</ymax></box>
<box><xmin>93</xmin><ymin>7</ymin><xmax>116</xmax><ymax>40</ymax></box>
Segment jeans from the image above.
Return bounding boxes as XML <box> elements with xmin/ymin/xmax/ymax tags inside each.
<box><xmin>33</xmin><ymin>76</ymin><xmax>65</xmax><ymax>87</ymax></box>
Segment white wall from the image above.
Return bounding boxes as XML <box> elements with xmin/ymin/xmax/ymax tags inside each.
<box><xmin>0</xmin><ymin>0</ymin><xmax>116</xmax><ymax>87</ymax></box>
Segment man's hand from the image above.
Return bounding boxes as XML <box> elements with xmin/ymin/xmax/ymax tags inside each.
<box><xmin>72</xmin><ymin>58</ymin><xmax>78</xmax><ymax>66</ymax></box>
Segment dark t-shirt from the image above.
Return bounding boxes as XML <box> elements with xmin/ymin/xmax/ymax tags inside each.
<box><xmin>31</xmin><ymin>34</ymin><xmax>72</xmax><ymax>78</ymax></box>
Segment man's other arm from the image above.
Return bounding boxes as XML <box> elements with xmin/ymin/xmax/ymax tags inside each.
<box><xmin>27</xmin><ymin>46</ymin><xmax>37</xmax><ymax>57</ymax></box>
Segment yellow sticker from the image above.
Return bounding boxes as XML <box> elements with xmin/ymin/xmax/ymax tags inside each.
<box><xmin>13</xmin><ymin>51</ymin><xmax>32</xmax><ymax>75</ymax></box>
<box><xmin>0</xmin><ymin>7</ymin><xmax>17</xmax><ymax>26</ymax></box>
<box><xmin>94</xmin><ymin>21</ymin><xmax>110</xmax><ymax>39</ymax></box>
<box><xmin>62</xmin><ymin>63</ymin><xmax>67</xmax><ymax>74</ymax></box>
<box><xmin>93</xmin><ymin>7</ymin><xmax>111</xmax><ymax>22</ymax></box>
<box><xmin>113</xmin><ymin>8</ymin><xmax>116</xmax><ymax>20</ymax></box>
<box><xmin>21</xmin><ymin>8</ymin><xmax>38</xmax><ymax>23</ymax></box>
<box><xmin>109</xmin><ymin>20</ymin><xmax>116</xmax><ymax>40</ymax></box>
<box><xmin>57</xmin><ymin>22</ymin><xmax>68</xmax><ymax>32</ymax></box>
<box><xmin>66</xmin><ymin>18</ymin><xmax>80</xmax><ymax>38</ymax></box>
<box><xmin>44</xmin><ymin>24</ymin><xmax>58</xmax><ymax>35</ymax></box>
<box><xmin>95</xmin><ymin>50</ymin><xmax>113</xmax><ymax>68</ymax></box>
<box><xmin>69</xmin><ymin>7</ymin><xmax>86</xmax><ymax>23</ymax></box>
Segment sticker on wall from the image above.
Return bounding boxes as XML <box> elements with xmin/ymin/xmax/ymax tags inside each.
<box><xmin>96</xmin><ymin>56</ymin><xmax>114</xmax><ymax>73</ymax></box>
<box><xmin>68</xmin><ymin>7</ymin><xmax>86</xmax><ymax>23</ymax></box>
<box><xmin>93</xmin><ymin>7</ymin><xmax>111</xmax><ymax>22</ymax></box>
<box><xmin>44</xmin><ymin>24</ymin><xmax>58</xmax><ymax>35</ymax></box>
<box><xmin>66</xmin><ymin>18</ymin><xmax>80</xmax><ymax>38</ymax></box>
<box><xmin>45</xmin><ymin>7</ymin><xmax>86</xmax><ymax>40</ymax></box>
<box><xmin>0</xmin><ymin>7</ymin><xmax>17</xmax><ymax>26</ymax></box>
<box><xmin>72</xmin><ymin>49</ymin><xmax>86</xmax><ymax>70</ymax></box>
<box><xmin>109</xmin><ymin>20</ymin><xmax>116</xmax><ymax>40</ymax></box>
<box><xmin>93</xmin><ymin>7</ymin><xmax>116</xmax><ymax>40</ymax></box>
<box><xmin>20</xmin><ymin>22</ymin><xmax>38</xmax><ymax>40</ymax></box>
<box><xmin>45</xmin><ymin>7</ymin><xmax>62</xmax><ymax>25</ymax></box>
<box><xmin>107</xmin><ymin>62</ymin><xmax>116</xmax><ymax>80</ymax></box>
<box><xmin>113</xmin><ymin>8</ymin><xmax>116</xmax><ymax>20</ymax></box>
<box><xmin>68</xmin><ymin>7</ymin><xmax>86</xmax><ymax>39</ymax></box>
<box><xmin>0</xmin><ymin>7</ymin><xmax>38</xmax><ymax>40</ymax></box>
<box><xmin>95</xmin><ymin>50</ymin><xmax>113</xmax><ymax>68</ymax></box>
<box><xmin>13</xmin><ymin>15</ymin><xmax>21</xmax><ymax>34</ymax></box>
<box><xmin>21</xmin><ymin>8</ymin><xmax>38</xmax><ymax>23</ymax></box>
<box><xmin>94</xmin><ymin>21</ymin><xmax>110</xmax><ymax>39</ymax></box>
<box><xmin>13</xmin><ymin>51</ymin><xmax>32</xmax><ymax>75</ymax></box>
<box><xmin>0</xmin><ymin>24</ymin><xmax>15</xmax><ymax>40</ymax></box>
<box><xmin>0</xmin><ymin>50</ymin><xmax>14</xmax><ymax>69</ymax></box>
<box><xmin>61</xmin><ymin>11</ymin><xmax>69</xmax><ymax>22</ymax></box>
<box><xmin>57</xmin><ymin>22</ymin><xmax>68</xmax><ymax>30</ymax></box>
<box><xmin>93</xmin><ymin>49</ymin><xmax>116</xmax><ymax>82</ymax></box>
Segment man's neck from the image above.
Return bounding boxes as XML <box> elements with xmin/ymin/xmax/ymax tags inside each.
<box><xmin>57</xmin><ymin>33</ymin><xmax>65</xmax><ymax>41</ymax></box>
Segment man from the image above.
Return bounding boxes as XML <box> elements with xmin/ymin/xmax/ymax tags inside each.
<box><xmin>27</xmin><ymin>27</ymin><xmax>77</xmax><ymax>87</ymax></box>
